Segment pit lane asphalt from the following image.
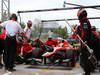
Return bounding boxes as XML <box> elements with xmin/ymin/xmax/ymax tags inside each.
<box><xmin>0</xmin><ymin>64</ymin><xmax>100</xmax><ymax>75</ymax></box>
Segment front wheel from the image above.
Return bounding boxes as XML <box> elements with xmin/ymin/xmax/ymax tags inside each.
<box><xmin>48</xmin><ymin>55</ymin><xmax>57</xmax><ymax>64</ymax></box>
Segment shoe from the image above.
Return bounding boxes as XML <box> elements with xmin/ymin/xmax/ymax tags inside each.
<box><xmin>82</xmin><ymin>72</ymin><xmax>90</xmax><ymax>75</ymax></box>
<box><xmin>8</xmin><ymin>68</ymin><xmax>16</xmax><ymax>72</ymax></box>
<box><xmin>0</xmin><ymin>63</ymin><xmax>3</xmax><ymax>69</ymax></box>
<box><xmin>0</xmin><ymin>65</ymin><xmax>3</xmax><ymax>69</ymax></box>
<box><xmin>13</xmin><ymin>64</ymin><xmax>16</xmax><ymax>67</ymax></box>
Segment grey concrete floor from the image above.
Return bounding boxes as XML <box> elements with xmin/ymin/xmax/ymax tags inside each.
<box><xmin>0</xmin><ymin>64</ymin><xmax>100</xmax><ymax>75</ymax></box>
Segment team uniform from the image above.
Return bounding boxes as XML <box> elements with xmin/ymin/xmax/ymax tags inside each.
<box><xmin>0</xmin><ymin>20</ymin><xmax>23</xmax><ymax>71</ymax></box>
<box><xmin>77</xmin><ymin>9</ymin><xmax>100</xmax><ymax>75</ymax></box>
<box><xmin>0</xmin><ymin>29</ymin><xmax>6</xmax><ymax>68</ymax></box>
<box><xmin>24</xmin><ymin>25</ymin><xmax>32</xmax><ymax>42</ymax></box>
<box><xmin>45</xmin><ymin>39</ymin><xmax>55</xmax><ymax>46</ymax></box>
<box><xmin>0</xmin><ymin>29</ymin><xmax>6</xmax><ymax>55</ymax></box>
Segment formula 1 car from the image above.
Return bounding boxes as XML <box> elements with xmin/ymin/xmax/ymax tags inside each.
<box><xmin>42</xmin><ymin>40</ymin><xmax>80</xmax><ymax>67</ymax></box>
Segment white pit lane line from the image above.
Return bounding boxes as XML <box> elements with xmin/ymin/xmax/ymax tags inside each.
<box><xmin>3</xmin><ymin>71</ymin><xmax>12</xmax><ymax>75</ymax></box>
<box><xmin>35</xmin><ymin>73</ymin><xmax>39</xmax><ymax>75</ymax></box>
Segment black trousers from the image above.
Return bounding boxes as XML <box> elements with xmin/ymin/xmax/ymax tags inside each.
<box><xmin>0</xmin><ymin>38</ymin><xmax>5</xmax><ymax>55</ymax></box>
<box><xmin>3</xmin><ymin>36</ymin><xmax>16</xmax><ymax>69</ymax></box>
<box><xmin>80</xmin><ymin>46</ymin><xmax>95</xmax><ymax>75</ymax></box>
